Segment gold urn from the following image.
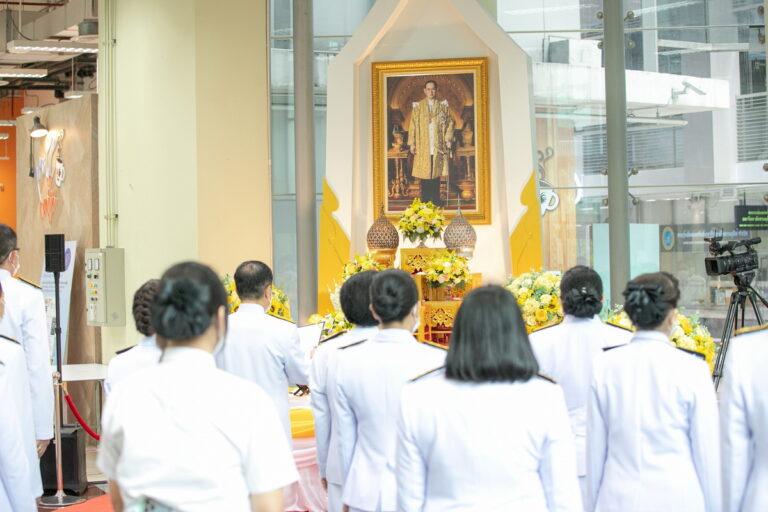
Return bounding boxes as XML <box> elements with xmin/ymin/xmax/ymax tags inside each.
<box><xmin>366</xmin><ymin>210</ymin><xmax>399</xmax><ymax>267</ymax></box>
<box><xmin>443</xmin><ymin>205</ymin><xmax>477</xmax><ymax>260</ymax></box>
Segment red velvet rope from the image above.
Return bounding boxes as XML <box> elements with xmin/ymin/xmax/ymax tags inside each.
<box><xmin>63</xmin><ymin>389</ymin><xmax>101</xmax><ymax>440</ymax></box>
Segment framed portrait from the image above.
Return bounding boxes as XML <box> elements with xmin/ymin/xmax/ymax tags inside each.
<box><xmin>372</xmin><ymin>57</ymin><xmax>490</xmax><ymax>224</ymax></box>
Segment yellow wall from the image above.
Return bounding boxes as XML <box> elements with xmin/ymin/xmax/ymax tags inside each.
<box><xmin>195</xmin><ymin>0</ymin><xmax>272</xmax><ymax>276</ymax></box>
<box><xmin>99</xmin><ymin>0</ymin><xmax>271</xmax><ymax>359</ymax></box>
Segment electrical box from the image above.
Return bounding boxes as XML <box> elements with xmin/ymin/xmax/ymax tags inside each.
<box><xmin>85</xmin><ymin>248</ymin><xmax>126</xmax><ymax>327</ymax></box>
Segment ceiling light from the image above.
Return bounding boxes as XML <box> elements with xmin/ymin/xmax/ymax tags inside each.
<box><xmin>21</xmin><ymin>107</ymin><xmax>38</xmax><ymax>115</ymax></box>
<box><xmin>0</xmin><ymin>120</ymin><xmax>15</xmax><ymax>126</ymax></box>
<box><xmin>0</xmin><ymin>133</ymin><xmax>9</xmax><ymax>140</ymax></box>
<box><xmin>0</xmin><ymin>67</ymin><xmax>48</xmax><ymax>78</ymax></box>
<box><xmin>64</xmin><ymin>90</ymin><xmax>85</xmax><ymax>99</ymax></box>
<box><xmin>30</xmin><ymin>117</ymin><xmax>48</xmax><ymax>138</ymax></box>
<box><xmin>0</xmin><ymin>81</ymin><xmax>8</xmax><ymax>86</ymax></box>
<box><xmin>7</xmin><ymin>40</ymin><xmax>98</xmax><ymax>54</ymax></box>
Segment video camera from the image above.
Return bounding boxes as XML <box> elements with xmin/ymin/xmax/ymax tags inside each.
<box><xmin>704</xmin><ymin>235</ymin><xmax>761</xmax><ymax>276</ymax></box>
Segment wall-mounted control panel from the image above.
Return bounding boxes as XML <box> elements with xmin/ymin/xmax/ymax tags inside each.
<box><xmin>85</xmin><ymin>248</ymin><xmax>126</xmax><ymax>327</ymax></box>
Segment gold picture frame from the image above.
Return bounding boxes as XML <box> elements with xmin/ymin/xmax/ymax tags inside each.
<box><xmin>372</xmin><ymin>57</ymin><xmax>490</xmax><ymax>224</ymax></box>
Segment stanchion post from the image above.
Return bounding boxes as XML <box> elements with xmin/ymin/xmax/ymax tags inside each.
<box><xmin>40</xmin><ymin>271</ymin><xmax>84</xmax><ymax>507</ymax></box>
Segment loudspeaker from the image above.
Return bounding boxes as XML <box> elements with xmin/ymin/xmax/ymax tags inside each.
<box><xmin>40</xmin><ymin>426</ymin><xmax>88</xmax><ymax>495</ymax></box>
<box><xmin>44</xmin><ymin>234</ymin><xmax>66</xmax><ymax>273</ymax></box>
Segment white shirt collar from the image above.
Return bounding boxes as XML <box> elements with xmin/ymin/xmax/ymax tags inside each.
<box><xmin>0</xmin><ymin>269</ymin><xmax>10</xmax><ymax>280</ymax></box>
<box><xmin>349</xmin><ymin>325</ymin><xmax>380</xmax><ymax>340</ymax></box>
<box><xmin>631</xmin><ymin>330</ymin><xmax>672</xmax><ymax>346</ymax></box>
<box><xmin>375</xmin><ymin>328</ymin><xmax>417</xmax><ymax>344</ymax></box>
<box><xmin>561</xmin><ymin>314</ymin><xmax>601</xmax><ymax>326</ymax></box>
<box><xmin>161</xmin><ymin>346</ymin><xmax>216</xmax><ymax>367</ymax></box>
<box><xmin>237</xmin><ymin>303</ymin><xmax>266</xmax><ymax>314</ymax></box>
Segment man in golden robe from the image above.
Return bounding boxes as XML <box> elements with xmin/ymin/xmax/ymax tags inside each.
<box><xmin>408</xmin><ymin>80</ymin><xmax>454</xmax><ymax>206</ymax></box>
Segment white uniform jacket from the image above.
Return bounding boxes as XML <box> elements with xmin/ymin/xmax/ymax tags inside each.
<box><xmin>332</xmin><ymin>328</ymin><xmax>446</xmax><ymax>512</ymax></box>
<box><xmin>216</xmin><ymin>303</ymin><xmax>309</xmax><ymax>440</ymax></box>
<box><xmin>587</xmin><ymin>330</ymin><xmax>720</xmax><ymax>512</ymax></box>
<box><xmin>397</xmin><ymin>371</ymin><xmax>582</xmax><ymax>512</ymax></box>
<box><xmin>0</xmin><ymin>335</ymin><xmax>41</xmax><ymax>512</ymax></box>
<box><xmin>530</xmin><ymin>316</ymin><xmax>632</xmax><ymax>476</ymax></box>
<box><xmin>720</xmin><ymin>325</ymin><xmax>768</xmax><ymax>512</ymax></box>
<box><xmin>104</xmin><ymin>335</ymin><xmax>161</xmax><ymax>395</ymax></box>
<box><xmin>310</xmin><ymin>326</ymin><xmax>379</xmax><ymax>486</ymax></box>
<box><xmin>0</xmin><ymin>269</ymin><xmax>53</xmax><ymax>440</ymax></box>
<box><xmin>98</xmin><ymin>347</ymin><xmax>298</xmax><ymax>511</ymax></box>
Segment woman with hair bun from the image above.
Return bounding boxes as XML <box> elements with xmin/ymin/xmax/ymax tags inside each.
<box><xmin>333</xmin><ymin>269</ymin><xmax>446</xmax><ymax>512</ymax></box>
<box><xmin>587</xmin><ymin>272</ymin><xmax>720</xmax><ymax>512</ymax></box>
<box><xmin>529</xmin><ymin>266</ymin><xmax>632</xmax><ymax>504</ymax></box>
<box><xmin>98</xmin><ymin>262</ymin><xmax>297</xmax><ymax>512</ymax></box>
<box><xmin>104</xmin><ymin>279</ymin><xmax>162</xmax><ymax>395</ymax></box>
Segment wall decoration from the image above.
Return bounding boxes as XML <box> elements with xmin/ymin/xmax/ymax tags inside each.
<box><xmin>372</xmin><ymin>57</ymin><xmax>490</xmax><ymax>224</ymax></box>
<box><xmin>34</xmin><ymin>129</ymin><xmax>66</xmax><ymax>223</ymax></box>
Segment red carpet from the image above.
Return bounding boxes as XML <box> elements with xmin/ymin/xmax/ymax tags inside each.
<box><xmin>58</xmin><ymin>495</ymin><xmax>113</xmax><ymax>511</ymax></box>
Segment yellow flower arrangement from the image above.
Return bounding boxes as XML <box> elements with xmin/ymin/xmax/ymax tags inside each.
<box><xmin>506</xmin><ymin>270</ymin><xmax>563</xmax><ymax>333</ymax></box>
<box><xmin>307</xmin><ymin>311</ymin><xmax>351</xmax><ymax>338</ymax></box>
<box><xmin>221</xmin><ymin>274</ymin><xmax>293</xmax><ymax>322</ymax></box>
<box><xmin>342</xmin><ymin>253</ymin><xmax>386</xmax><ymax>280</ymax></box>
<box><xmin>424</xmin><ymin>250</ymin><xmax>470</xmax><ymax>289</ymax></box>
<box><xmin>604</xmin><ymin>306</ymin><xmax>716</xmax><ymax>373</ymax></box>
<box><xmin>397</xmin><ymin>198</ymin><xmax>445</xmax><ymax>243</ymax></box>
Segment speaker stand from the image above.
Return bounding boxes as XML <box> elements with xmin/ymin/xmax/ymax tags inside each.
<box><xmin>40</xmin><ymin>271</ymin><xmax>85</xmax><ymax>508</ymax></box>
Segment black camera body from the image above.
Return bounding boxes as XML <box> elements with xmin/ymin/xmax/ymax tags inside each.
<box><xmin>704</xmin><ymin>236</ymin><xmax>761</xmax><ymax>277</ymax></box>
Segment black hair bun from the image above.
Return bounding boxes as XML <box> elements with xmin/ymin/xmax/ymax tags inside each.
<box><xmin>623</xmin><ymin>283</ymin><xmax>665</xmax><ymax>328</ymax></box>
<box><xmin>370</xmin><ymin>269</ymin><xmax>418</xmax><ymax>324</ymax></box>
<box><xmin>152</xmin><ymin>277</ymin><xmax>212</xmax><ymax>340</ymax></box>
<box><xmin>562</xmin><ymin>287</ymin><xmax>602</xmax><ymax>318</ymax></box>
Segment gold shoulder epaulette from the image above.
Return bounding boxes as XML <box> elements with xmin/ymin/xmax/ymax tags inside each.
<box><xmin>410</xmin><ymin>366</ymin><xmax>445</xmax><ymax>382</ymax></box>
<box><xmin>537</xmin><ymin>373</ymin><xmax>557</xmax><ymax>384</ymax></box>
<box><xmin>339</xmin><ymin>339</ymin><xmax>367</xmax><ymax>350</ymax></box>
<box><xmin>16</xmin><ymin>276</ymin><xmax>41</xmax><ymax>289</ymax></box>
<box><xmin>319</xmin><ymin>330</ymin><xmax>347</xmax><ymax>345</ymax></box>
<box><xmin>606</xmin><ymin>322</ymin><xmax>634</xmax><ymax>332</ymax></box>
<box><xmin>675</xmin><ymin>346</ymin><xmax>706</xmax><ymax>360</ymax></box>
<box><xmin>420</xmin><ymin>340</ymin><xmax>448</xmax><ymax>350</ymax></box>
<box><xmin>735</xmin><ymin>324</ymin><xmax>768</xmax><ymax>336</ymax></box>
<box><xmin>0</xmin><ymin>334</ymin><xmax>19</xmax><ymax>345</ymax></box>
<box><xmin>530</xmin><ymin>320</ymin><xmax>562</xmax><ymax>334</ymax></box>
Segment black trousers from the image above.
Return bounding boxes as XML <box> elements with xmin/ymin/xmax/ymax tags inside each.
<box><xmin>420</xmin><ymin>177</ymin><xmax>442</xmax><ymax>206</ymax></box>
<box><xmin>419</xmin><ymin>156</ymin><xmax>445</xmax><ymax>206</ymax></box>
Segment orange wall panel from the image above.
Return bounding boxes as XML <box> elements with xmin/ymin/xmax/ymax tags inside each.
<box><xmin>0</xmin><ymin>97</ymin><xmax>20</xmax><ymax>229</ymax></box>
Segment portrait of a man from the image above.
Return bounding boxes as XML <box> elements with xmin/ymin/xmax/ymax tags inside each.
<box><xmin>408</xmin><ymin>80</ymin><xmax>454</xmax><ymax>206</ymax></box>
<box><xmin>372</xmin><ymin>58</ymin><xmax>489</xmax><ymax>224</ymax></box>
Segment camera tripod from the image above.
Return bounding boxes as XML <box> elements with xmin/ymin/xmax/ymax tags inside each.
<box><xmin>712</xmin><ymin>270</ymin><xmax>768</xmax><ymax>390</ymax></box>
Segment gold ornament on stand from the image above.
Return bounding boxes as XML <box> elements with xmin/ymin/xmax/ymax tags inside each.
<box><xmin>443</xmin><ymin>200</ymin><xmax>477</xmax><ymax>259</ymax></box>
<box><xmin>366</xmin><ymin>208</ymin><xmax>399</xmax><ymax>267</ymax></box>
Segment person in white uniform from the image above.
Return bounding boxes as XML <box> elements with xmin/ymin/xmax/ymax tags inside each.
<box><xmin>333</xmin><ymin>269</ymin><xmax>447</xmax><ymax>512</ymax></box>
<box><xmin>104</xmin><ymin>279</ymin><xmax>161</xmax><ymax>395</ymax></box>
<box><xmin>310</xmin><ymin>270</ymin><xmax>379</xmax><ymax>512</ymax></box>
<box><xmin>98</xmin><ymin>261</ymin><xmax>298</xmax><ymax>512</ymax></box>
<box><xmin>587</xmin><ymin>272</ymin><xmax>720</xmax><ymax>512</ymax></box>
<box><xmin>0</xmin><ymin>282</ymin><xmax>41</xmax><ymax>512</ymax></box>
<box><xmin>216</xmin><ymin>260</ymin><xmax>309</xmax><ymax>440</ymax></box>
<box><xmin>720</xmin><ymin>322</ymin><xmax>768</xmax><ymax>512</ymax></box>
<box><xmin>0</xmin><ymin>223</ymin><xmax>53</xmax><ymax>458</ymax></box>
<box><xmin>530</xmin><ymin>266</ymin><xmax>632</xmax><ymax>504</ymax></box>
<box><xmin>397</xmin><ymin>285</ymin><xmax>582</xmax><ymax>511</ymax></box>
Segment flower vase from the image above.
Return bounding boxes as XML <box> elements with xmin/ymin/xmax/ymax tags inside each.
<box><xmin>416</xmin><ymin>239</ymin><xmax>427</xmax><ymax>249</ymax></box>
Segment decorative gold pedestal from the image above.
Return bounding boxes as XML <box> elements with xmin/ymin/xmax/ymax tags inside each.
<box><xmin>400</xmin><ymin>248</ymin><xmax>442</xmax><ymax>274</ymax></box>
